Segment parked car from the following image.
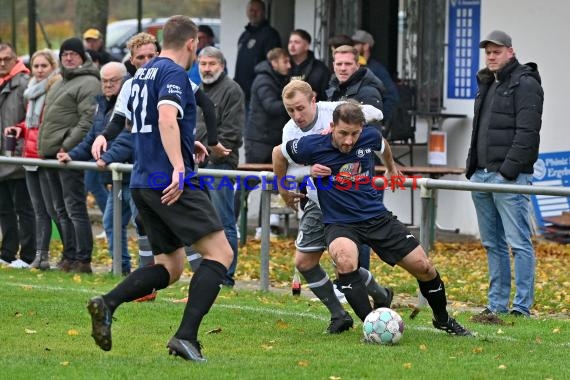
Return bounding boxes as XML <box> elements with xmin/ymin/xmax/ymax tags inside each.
<box><xmin>106</xmin><ymin>17</ymin><xmax>221</xmax><ymax>61</ymax></box>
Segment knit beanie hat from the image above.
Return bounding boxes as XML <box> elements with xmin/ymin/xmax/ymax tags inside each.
<box><xmin>59</xmin><ymin>37</ymin><xmax>87</xmax><ymax>62</ymax></box>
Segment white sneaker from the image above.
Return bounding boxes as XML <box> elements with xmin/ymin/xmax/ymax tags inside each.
<box><xmin>0</xmin><ymin>258</ymin><xmax>11</xmax><ymax>266</ymax></box>
<box><xmin>95</xmin><ymin>230</ymin><xmax>107</xmax><ymax>240</ymax></box>
<box><xmin>8</xmin><ymin>259</ymin><xmax>30</xmax><ymax>269</ymax></box>
<box><xmin>254</xmin><ymin>227</ymin><xmax>278</xmax><ymax>241</ymax></box>
<box><xmin>333</xmin><ymin>283</ymin><xmax>348</xmax><ymax>304</ymax></box>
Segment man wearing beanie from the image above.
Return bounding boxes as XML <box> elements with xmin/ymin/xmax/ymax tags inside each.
<box><xmin>37</xmin><ymin>36</ymin><xmax>102</xmax><ymax>273</ymax></box>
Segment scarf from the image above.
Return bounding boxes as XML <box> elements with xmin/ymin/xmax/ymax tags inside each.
<box><xmin>23</xmin><ymin>71</ymin><xmax>58</xmax><ymax>129</ymax></box>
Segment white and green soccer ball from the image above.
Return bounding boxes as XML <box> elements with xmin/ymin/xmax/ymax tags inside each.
<box><xmin>363</xmin><ymin>307</ymin><xmax>405</xmax><ymax>344</ymax></box>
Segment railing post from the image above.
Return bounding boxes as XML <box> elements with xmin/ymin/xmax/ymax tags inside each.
<box><xmin>111</xmin><ymin>166</ymin><xmax>123</xmax><ymax>276</ymax></box>
<box><xmin>415</xmin><ymin>182</ymin><xmax>433</xmax><ymax>312</ymax></box>
<box><xmin>259</xmin><ymin>172</ymin><xmax>272</xmax><ymax>292</ymax></box>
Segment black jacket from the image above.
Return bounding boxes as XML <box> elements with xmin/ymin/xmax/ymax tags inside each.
<box><xmin>234</xmin><ymin>20</ymin><xmax>281</xmax><ymax>102</ymax></box>
<box><xmin>326</xmin><ymin>67</ymin><xmax>384</xmax><ymax>112</ymax></box>
<box><xmin>466</xmin><ymin>58</ymin><xmax>543</xmax><ymax>180</ymax></box>
<box><xmin>245</xmin><ymin>60</ymin><xmax>290</xmax><ymax>147</ymax></box>
<box><xmin>290</xmin><ymin>51</ymin><xmax>331</xmax><ymax>101</ymax></box>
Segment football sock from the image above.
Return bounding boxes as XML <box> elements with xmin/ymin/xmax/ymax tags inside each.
<box><xmin>137</xmin><ymin>234</ymin><xmax>154</xmax><ymax>267</ymax></box>
<box><xmin>418</xmin><ymin>271</ymin><xmax>449</xmax><ymax>322</ymax></box>
<box><xmin>184</xmin><ymin>246</ymin><xmax>203</xmax><ymax>272</ymax></box>
<box><xmin>103</xmin><ymin>264</ymin><xmax>170</xmax><ymax>313</ymax></box>
<box><xmin>359</xmin><ymin>268</ymin><xmax>389</xmax><ymax>306</ymax></box>
<box><xmin>338</xmin><ymin>269</ymin><xmax>372</xmax><ymax>321</ymax></box>
<box><xmin>175</xmin><ymin>259</ymin><xmax>226</xmax><ymax>342</ymax></box>
<box><xmin>300</xmin><ymin>265</ymin><xmax>346</xmax><ymax>319</ymax></box>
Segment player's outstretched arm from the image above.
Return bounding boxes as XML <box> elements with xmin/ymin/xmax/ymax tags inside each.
<box><xmin>379</xmin><ymin>138</ymin><xmax>402</xmax><ymax>177</ymax></box>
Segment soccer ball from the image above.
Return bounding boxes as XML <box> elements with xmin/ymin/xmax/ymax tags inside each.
<box><xmin>362</xmin><ymin>307</ymin><xmax>405</xmax><ymax>344</ymax></box>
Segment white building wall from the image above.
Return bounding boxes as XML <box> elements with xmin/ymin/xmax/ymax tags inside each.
<box><xmin>436</xmin><ymin>0</ymin><xmax>570</xmax><ymax>235</ymax></box>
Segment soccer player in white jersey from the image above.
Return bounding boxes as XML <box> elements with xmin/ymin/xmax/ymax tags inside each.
<box><xmin>279</xmin><ymin>80</ymin><xmax>395</xmax><ymax>333</ymax></box>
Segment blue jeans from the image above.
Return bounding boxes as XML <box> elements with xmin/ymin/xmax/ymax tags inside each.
<box><xmin>207</xmin><ymin>162</ymin><xmax>238</xmax><ymax>285</ymax></box>
<box><xmin>85</xmin><ymin>170</ymin><xmax>109</xmax><ymax>214</ymax></box>
<box><xmin>471</xmin><ymin>169</ymin><xmax>535</xmax><ymax>315</ymax></box>
<box><xmin>102</xmin><ymin>185</ymin><xmax>133</xmax><ymax>273</ymax></box>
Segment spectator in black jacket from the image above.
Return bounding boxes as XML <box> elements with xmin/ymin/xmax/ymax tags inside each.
<box><xmin>326</xmin><ymin>45</ymin><xmax>384</xmax><ymax>114</ymax></box>
<box><xmin>288</xmin><ymin>29</ymin><xmax>330</xmax><ymax>101</ymax></box>
<box><xmin>467</xmin><ymin>30</ymin><xmax>543</xmax><ymax>318</ymax></box>
<box><xmin>245</xmin><ymin>48</ymin><xmax>291</xmax><ymax>163</ymax></box>
<box><xmin>234</xmin><ymin>0</ymin><xmax>281</xmax><ymax>106</ymax></box>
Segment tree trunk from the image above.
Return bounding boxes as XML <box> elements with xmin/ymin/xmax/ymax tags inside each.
<box><xmin>75</xmin><ymin>0</ymin><xmax>109</xmax><ymax>44</ymax></box>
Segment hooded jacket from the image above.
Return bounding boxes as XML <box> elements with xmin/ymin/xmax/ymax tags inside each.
<box><xmin>245</xmin><ymin>60</ymin><xmax>290</xmax><ymax>147</ymax></box>
<box><xmin>466</xmin><ymin>58</ymin><xmax>543</xmax><ymax>180</ymax></box>
<box><xmin>0</xmin><ymin>59</ymin><xmax>29</xmax><ymax>180</ymax></box>
<box><xmin>38</xmin><ymin>59</ymin><xmax>101</xmax><ymax>158</ymax></box>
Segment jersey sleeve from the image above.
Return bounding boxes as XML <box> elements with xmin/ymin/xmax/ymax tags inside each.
<box><xmin>282</xmin><ymin>137</ymin><xmax>313</xmax><ymax>165</ymax></box>
<box><xmin>157</xmin><ymin>69</ymin><xmax>189</xmax><ymax>119</ymax></box>
<box><xmin>114</xmin><ymin>79</ymin><xmax>132</xmax><ymax>120</ymax></box>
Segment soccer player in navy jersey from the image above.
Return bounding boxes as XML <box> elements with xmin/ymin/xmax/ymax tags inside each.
<box><xmin>273</xmin><ymin>102</ymin><xmax>472</xmax><ymax>336</ymax></box>
<box><xmin>87</xmin><ymin>15</ymin><xmax>234</xmax><ymax>362</ymax></box>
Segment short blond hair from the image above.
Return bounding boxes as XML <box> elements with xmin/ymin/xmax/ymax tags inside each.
<box><xmin>126</xmin><ymin>32</ymin><xmax>157</xmax><ymax>54</ymax></box>
<box><xmin>267</xmin><ymin>47</ymin><xmax>289</xmax><ymax>62</ymax></box>
<box><xmin>332</xmin><ymin>45</ymin><xmax>359</xmax><ymax>62</ymax></box>
<box><xmin>282</xmin><ymin>79</ymin><xmax>313</xmax><ymax>101</ymax></box>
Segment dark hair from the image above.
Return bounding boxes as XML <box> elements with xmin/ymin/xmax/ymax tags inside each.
<box><xmin>0</xmin><ymin>42</ymin><xmax>16</xmax><ymax>56</ymax></box>
<box><xmin>328</xmin><ymin>35</ymin><xmax>354</xmax><ymax>48</ymax></box>
<box><xmin>162</xmin><ymin>15</ymin><xmax>198</xmax><ymax>49</ymax></box>
<box><xmin>291</xmin><ymin>29</ymin><xmax>311</xmax><ymax>44</ymax></box>
<box><xmin>333</xmin><ymin>102</ymin><xmax>365</xmax><ymax>126</ymax></box>
<box><xmin>198</xmin><ymin>25</ymin><xmax>215</xmax><ymax>38</ymax></box>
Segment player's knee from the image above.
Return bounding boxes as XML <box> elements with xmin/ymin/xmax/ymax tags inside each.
<box><xmin>414</xmin><ymin>260</ymin><xmax>436</xmax><ymax>281</ymax></box>
<box><xmin>294</xmin><ymin>250</ymin><xmax>321</xmax><ymax>271</ymax></box>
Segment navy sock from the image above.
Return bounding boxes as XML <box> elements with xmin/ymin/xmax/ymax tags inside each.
<box><xmin>175</xmin><ymin>259</ymin><xmax>227</xmax><ymax>342</ymax></box>
<box><xmin>418</xmin><ymin>271</ymin><xmax>449</xmax><ymax>322</ymax></box>
<box><xmin>338</xmin><ymin>269</ymin><xmax>372</xmax><ymax>321</ymax></box>
<box><xmin>103</xmin><ymin>264</ymin><xmax>170</xmax><ymax>313</ymax></box>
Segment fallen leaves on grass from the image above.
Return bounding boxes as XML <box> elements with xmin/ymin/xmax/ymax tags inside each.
<box><xmin>84</xmin><ymin>235</ymin><xmax>569</xmax><ymax>315</ymax></box>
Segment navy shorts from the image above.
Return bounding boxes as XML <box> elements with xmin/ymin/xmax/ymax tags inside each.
<box><xmin>324</xmin><ymin>212</ymin><xmax>420</xmax><ymax>266</ymax></box>
<box><xmin>132</xmin><ymin>184</ymin><xmax>223</xmax><ymax>255</ymax></box>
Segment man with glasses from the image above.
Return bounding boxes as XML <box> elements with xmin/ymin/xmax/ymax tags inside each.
<box><xmin>57</xmin><ymin>62</ymin><xmax>130</xmax><ymax>274</ymax></box>
<box><xmin>37</xmin><ymin>37</ymin><xmax>101</xmax><ymax>273</ymax></box>
<box><xmin>0</xmin><ymin>43</ymin><xmax>36</xmax><ymax>268</ymax></box>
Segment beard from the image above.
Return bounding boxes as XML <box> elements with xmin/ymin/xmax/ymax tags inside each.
<box><xmin>201</xmin><ymin>70</ymin><xmax>223</xmax><ymax>84</ymax></box>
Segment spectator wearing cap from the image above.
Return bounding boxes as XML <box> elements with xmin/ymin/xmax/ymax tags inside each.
<box><xmin>467</xmin><ymin>30</ymin><xmax>543</xmax><ymax>318</ymax></box>
<box><xmin>288</xmin><ymin>29</ymin><xmax>330</xmax><ymax>101</ymax></box>
<box><xmin>37</xmin><ymin>37</ymin><xmax>102</xmax><ymax>273</ymax></box>
<box><xmin>83</xmin><ymin>28</ymin><xmax>119</xmax><ymax>65</ymax></box>
<box><xmin>352</xmin><ymin>29</ymin><xmax>399</xmax><ymax>123</ymax></box>
<box><xmin>188</xmin><ymin>25</ymin><xmax>221</xmax><ymax>85</ymax></box>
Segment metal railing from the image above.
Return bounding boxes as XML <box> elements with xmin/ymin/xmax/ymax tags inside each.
<box><xmin>2</xmin><ymin>156</ymin><xmax>570</xmax><ymax>291</ymax></box>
